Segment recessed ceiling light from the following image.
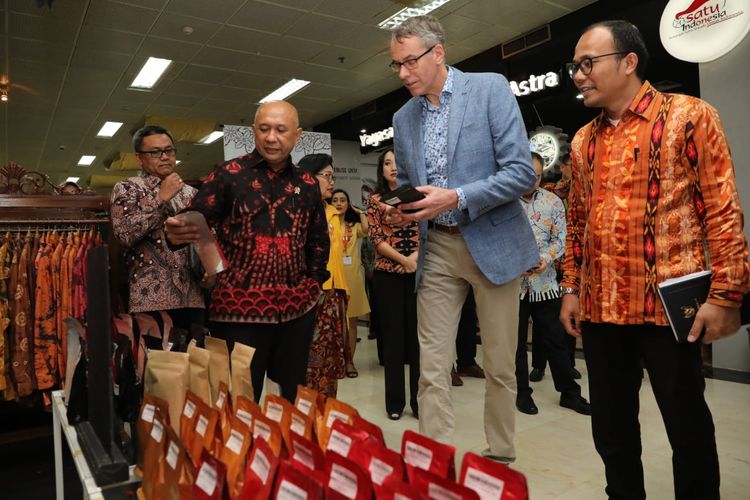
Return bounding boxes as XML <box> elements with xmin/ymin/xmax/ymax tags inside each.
<box><xmin>130</xmin><ymin>57</ymin><xmax>172</xmax><ymax>89</ymax></box>
<box><xmin>78</xmin><ymin>155</ymin><xmax>96</xmax><ymax>166</ymax></box>
<box><xmin>259</xmin><ymin>79</ymin><xmax>311</xmax><ymax>103</ymax></box>
<box><xmin>378</xmin><ymin>0</ymin><xmax>452</xmax><ymax>30</ymax></box>
<box><xmin>197</xmin><ymin>131</ymin><xmax>224</xmax><ymax>144</ymax></box>
<box><xmin>65</xmin><ymin>176</ymin><xmax>80</xmax><ymax>184</ymax></box>
<box><xmin>96</xmin><ymin>121</ymin><xmax>123</xmax><ymax>137</ymax></box>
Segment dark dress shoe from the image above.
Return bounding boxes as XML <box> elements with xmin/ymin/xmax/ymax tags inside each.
<box><xmin>451</xmin><ymin>367</ymin><xmax>463</xmax><ymax>386</ymax></box>
<box><xmin>529</xmin><ymin>367</ymin><xmax>545</xmax><ymax>382</ymax></box>
<box><xmin>457</xmin><ymin>363</ymin><xmax>485</xmax><ymax>378</ymax></box>
<box><xmin>570</xmin><ymin>367</ymin><xmax>582</xmax><ymax>379</ymax></box>
<box><xmin>516</xmin><ymin>395</ymin><xmax>538</xmax><ymax>415</ymax></box>
<box><xmin>560</xmin><ymin>395</ymin><xmax>591</xmax><ymax>415</ymax></box>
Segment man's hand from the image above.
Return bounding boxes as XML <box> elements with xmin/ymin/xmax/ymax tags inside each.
<box><xmin>164</xmin><ymin>216</ymin><xmax>200</xmax><ymax>245</ymax></box>
<box><xmin>158</xmin><ymin>173</ymin><xmax>184</xmax><ymax>203</ymax></box>
<box><xmin>199</xmin><ymin>272</ymin><xmax>217</xmax><ymax>288</ymax></box>
<box><xmin>687</xmin><ymin>302</ymin><xmax>741</xmax><ymax>344</ymax></box>
<box><xmin>560</xmin><ymin>294</ymin><xmax>582</xmax><ymax>338</ymax></box>
<box><xmin>399</xmin><ymin>185</ymin><xmax>458</xmax><ymax>222</ymax></box>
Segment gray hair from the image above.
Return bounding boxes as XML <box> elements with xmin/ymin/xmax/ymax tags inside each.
<box><xmin>391</xmin><ymin>15</ymin><xmax>445</xmax><ymax>47</ymax></box>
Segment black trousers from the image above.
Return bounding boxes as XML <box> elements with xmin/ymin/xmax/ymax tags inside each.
<box><xmin>532</xmin><ymin>316</ymin><xmax>575</xmax><ymax>370</ymax></box>
<box><xmin>515</xmin><ymin>297</ymin><xmax>580</xmax><ymax>398</ymax></box>
<box><xmin>582</xmin><ymin>322</ymin><xmax>719</xmax><ymax>500</ymax></box>
<box><xmin>372</xmin><ymin>271</ymin><xmax>419</xmax><ymax>415</ymax></box>
<box><xmin>208</xmin><ymin>308</ymin><xmax>316</xmax><ymax>404</ymax></box>
<box><xmin>456</xmin><ymin>292</ymin><xmax>478</xmax><ymax>368</ymax></box>
<box><xmin>165</xmin><ymin>307</ymin><xmax>206</xmax><ymax>331</ymax></box>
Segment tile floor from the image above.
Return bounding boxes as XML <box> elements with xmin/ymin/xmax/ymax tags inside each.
<box><xmin>338</xmin><ymin>327</ymin><xmax>750</xmax><ymax>500</ymax></box>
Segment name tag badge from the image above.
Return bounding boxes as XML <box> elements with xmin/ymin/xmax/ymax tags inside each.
<box><xmin>343</xmin><ymin>255</ymin><xmax>353</xmax><ymax>266</ymax></box>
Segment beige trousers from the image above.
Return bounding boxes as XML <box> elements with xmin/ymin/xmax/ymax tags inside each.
<box><xmin>417</xmin><ymin>229</ymin><xmax>520</xmax><ymax>460</ymax></box>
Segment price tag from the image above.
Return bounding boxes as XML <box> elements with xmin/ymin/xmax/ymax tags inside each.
<box><xmin>278</xmin><ymin>479</ymin><xmax>308</xmax><ymax>500</ymax></box>
<box><xmin>296</xmin><ymin>398</ymin><xmax>312</xmax><ymax>415</ymax></box>
<box><xmin>326</xmin><ymin>429</ymin><xmax>352</xmax><ymax>457</ymax></box>
<box><xmin>225</xmin><ymin>429</ymin><xmax>244</xmax><ymax>455</ymax></box>
<box><xmin>404</xmin><ymin>441</ymin><xmax>433</xmax><ymax>470</ymax></box>
<box><xmin>464</xmin><ymin>467</ymin><xmax>505</xmax><ymax>500</ymax></box>
<box><xmin>195</xmin><ymin>462</ymin><xmax>217</xmax><ymax>495</ymax></box>
<box><xmin>140</xmin><ymin>404</ymin><xmax>155</xmax><ymax>423</ymax></box>
<box><xmin>254</xmin><ymin>420</ymin><xmax>272</xmax><ymax>442</ymax></box>
<box><xmin>328</xmin><ymin>463</ymin><xmax>357</xmax><ymax>499</ymax></box>
<box><xmin>369</xmin><ymin>457</ymin><xmax>394</xmax><ymax>485</ymax></box>
<box><xmin>196</xmin><ymin>415</ymin><xmax>209</xmax><ymax>437</ymax></box>
<box><xmin>166</xmin><ymin>441</ymin><xmax>179</xmax><ymax>469</ymax></box>
<box><xmin>250</xmin><ymin>449</ymin><xmax>271</xmax><ymax>484</ymax></box>
<box><xmin>150</xmin><ymin>419</ymin><xmax>164</xmax><ymax>443</ymax></box>
<box><xmin>290</xmin><ymin>414</ymin><xmax>306</xmax><ymax>436</ymax></box>
<box><xmin>183</xmin><ymin>400</ymin><xmax>196</xmax><ymax>419</ymax></box>
<box><xmin>325</xmin><ymin>409</ymin><xmax>348</xmax><ymax>429</ymax></box>
<box><xmin>237</xmin><ymin>409</ymin><xmax>253</xmax><ymax>428</ymax></box>
<box><xmin>265</xmin><ymin>401</ymin><xmax>283</xmax><ymax>422</ymax></box>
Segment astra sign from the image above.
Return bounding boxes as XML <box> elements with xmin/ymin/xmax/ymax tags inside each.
<box><xmin>509</xmin><ymin>72</ymin><xmax>560</xmax><ymax>97</ymax></box>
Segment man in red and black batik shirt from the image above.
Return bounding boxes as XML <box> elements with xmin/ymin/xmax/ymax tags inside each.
<box><xmin>166</xmin><ymin>101</ymin><xmax>329</xmax><ymax>403</ymax></box>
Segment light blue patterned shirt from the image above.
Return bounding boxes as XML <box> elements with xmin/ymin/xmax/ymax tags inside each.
<box><xmin>519</xmin><ymin>188</ymin><xmax>567</xmax><ymax>302</ymax></box>
<box><xmin>420</xmin><ymin>66</ymin><xmax>466</xmax><ymax>226</ymax></box>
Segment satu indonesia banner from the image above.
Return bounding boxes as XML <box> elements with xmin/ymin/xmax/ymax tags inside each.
<box><xmin>660</xmin><ymin>0</ymin><xmax>750</xmax><ymax>62</ymax></box>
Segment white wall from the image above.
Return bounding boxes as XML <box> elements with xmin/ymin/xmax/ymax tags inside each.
<box><xmin>330</xmin><ymin>139</ymin><xmax>380</xmax><ymax>209</ymax></box>
<box><xmin>699</xmin><ymin>34</ymin><xmax>750</xmax><ymax>372</ymax></box>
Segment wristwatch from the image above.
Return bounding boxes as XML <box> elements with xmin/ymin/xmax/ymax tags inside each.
<box><xmin>560</xmin><ymin>286</ymin><xmax>578</xmax><ymax>296</ymax></box>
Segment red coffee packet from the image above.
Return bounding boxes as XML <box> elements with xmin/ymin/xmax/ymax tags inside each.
<box><xmin>272</xmin><ymin>460</ymin><xmax>325</xmax><ymax>500</ymax></box>
<box><xmin>401</xmin><ymin>429</ymin><xmax>456</xmax><ymax>481</ymax></box>
<box><xmin>240</xmin><ymin>437</ymin><xmax>280</xmax><ymax>500</ymax></box>
<box><xmin>327</xmin><ymin>419</ymin><xmax>371</xmax><ymax>459</ymax></box>
<box><xmin>289</xmin><ymin>432</ymin><xmax>326</xmax><ymax>475</ymax></box>
<box><xmin>349</xmin><ymin>438</ymin><xmax>405</xmax><ymax>498</ymax></box>
<box><xmin>351</xmin><ymin>413</ymin><xmax>385</xmax><ymax>447</ymax></box>
<box><xmin>412</xmin><ymin>467</ymin><xmax>480</xmax><ymax>500</ymax></box>
<box><xmin>459</xmin><ymin>452</ymin><xmax>529</xmax><ymax>500</ymax></box>
<box><xmin>194</xmin><ymin>449</ymin><xmax>228</xmax><ymax>500</ymax></box>
<box><xmin>324</xmin><ymin>451</ymin><xmax>373</xmax><ymax>500</ymax></box>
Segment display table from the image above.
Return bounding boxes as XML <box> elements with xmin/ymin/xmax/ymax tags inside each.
<box><xmin>51</xmin><ymin>390</ymin><xmax>139</xmax><ymax>499</ymax></box>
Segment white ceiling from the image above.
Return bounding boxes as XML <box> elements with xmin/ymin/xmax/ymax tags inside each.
<box><xmin>0</xmin><ymin>0</ymin><xmax>595</xmax><ymax>187</ymax></box>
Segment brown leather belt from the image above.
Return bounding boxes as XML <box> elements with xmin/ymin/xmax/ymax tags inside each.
<box><xmin>429</xmin><ymin>222</ymin><xmax>461</xmax><ymax>234</ymax></box>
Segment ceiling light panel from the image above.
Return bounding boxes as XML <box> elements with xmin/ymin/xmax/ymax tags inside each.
<box><xmin>378</xmin><ymin>0</ymin><xmax>453</xmax><ymax>30</ymax></box>
<box><xmin>198</xmin><ymin>131</ymin><xmax>224</xmax><ymax>144</ymax></box>
<box><xmin>259</xmin><ymin>79</ymin><xmax>311</xmax><ymax>103</ymax></box>
<box><xmin>96</xmin><ymin>121</ymin><xmax>124</xmax><ymax>137</ymax></box>
<box><xmin>78</xmin><ymin>155</ymin><xmax>96</xmax><ymax>166</ymax></box>
<box><xmin>130</xmin><ymin>57</ymin><xmax>172</xmax><ymax>89</ymax></box>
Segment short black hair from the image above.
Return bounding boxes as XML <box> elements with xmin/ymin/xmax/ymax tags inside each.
<box><xmin>585</xmin><ymin>20</ymin><xmax>649</xmax><ymax>80</ymax></box>
<box><xmin>530</xmin><ymin>151</ymin><xmax>545</xmax><ymax>166</ymax></box>
<box><xmin>132</xmin><ymin>125</ymin><xmax>174</xmax><ymax>152</ymax></box>
<box><xmin>297</xmin><ymin>153</ymin><xmax>333</xmax><ymax>175</ymax></box>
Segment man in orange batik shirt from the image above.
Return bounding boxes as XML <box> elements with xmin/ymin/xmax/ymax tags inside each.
<box><xmin>559</xmin><ymin>20</ymin><xmax>749</xmax><ymax>500</ymax></box>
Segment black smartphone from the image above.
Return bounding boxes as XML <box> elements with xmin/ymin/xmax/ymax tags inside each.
<box><xmin>381</xmin><ymin>186</ymin><xmax>425</xmax><ymax>212</ymax></box>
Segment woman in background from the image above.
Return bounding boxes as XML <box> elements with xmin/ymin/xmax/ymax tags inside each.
<box><xmin>330</xmin><ymin>189</ymin><xmax>370</xmax><ymax>378</ymax></box>
<box><xmin>298</xmin><ymin>154</ymin><xmax>348</xmax><ymax>398</ymax></box>
<box><xmin>366</xmin><ymin>148</ymin><xmax>420</xmax><ymax>420</ymax></box>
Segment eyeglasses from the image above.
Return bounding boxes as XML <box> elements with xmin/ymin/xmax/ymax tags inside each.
<box><xmin>137</xmin><ymin>147</ymin><xmax>177</xmax><ymax>158</ymax></box>
<box><xmin>566</xmin><ymin>52</ymin><xmax>627</xmax><ymax>79</ymax></box>
<box><xmin>389</xmin><ymin>45</ymin><xmax>436</xmax><ymax>72</ymax></box>
<box><xmin>316</xmin><ymin>172</ymin><xmax>335</xmax><ymax>182</ymax></box>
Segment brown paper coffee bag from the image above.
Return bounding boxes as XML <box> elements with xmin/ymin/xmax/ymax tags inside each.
<box><xmin>144</xmin><ymin>350</ymin><xmax>189</xmax><ymax>434</ymax></box>
<box><xmin>187</xmin><ymin>340</ymin><xmax>212</xmax><ymax>406</ymax></box>
<box><xmin>204</xmin><ymin>336</ymin><xmax>231</xmax><ymax>406</ymax></box>
<box><xmin>230</xmin><ymin>342</ymin><xmax>255</xmax><ymax>405</ymax></box>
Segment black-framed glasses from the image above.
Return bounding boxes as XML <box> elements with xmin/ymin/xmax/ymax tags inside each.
<box><xmin>316</xmin><ymin>172</ymin><xmax>335</xmax><ymax>182</ymax></box>
<box><xmin>137</xmin><ymin>147</ymin><xmax>177</xmax><ymax>158</ymax></box>
<box><xmin>566</xmin><ymin>52</ymin><xmax>627</xmax><ymax>79</ymax></box>
<box><xmin>389</xmin><ymin>45</ymin><xmax>436</xmax><ymax>72</ymax></box>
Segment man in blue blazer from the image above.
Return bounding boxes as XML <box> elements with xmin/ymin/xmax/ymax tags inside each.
<box><xmin>388</xmin><ymin>15</ymin><xmax>539</xmax><ymax>462</ymax></box>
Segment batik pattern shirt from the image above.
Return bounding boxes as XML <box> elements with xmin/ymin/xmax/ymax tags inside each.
<box><xmin>366</xmin><ymin>194</ymin><xmax>419</xmax><ymax>274</ymax></box>
<box><xmin>111</xmin><ymin>172</ymin><xmax>205</xmax><ymax>313</ymax></box>
<box><xmin>188</xmin><ymin>151</ymin><xmax>330</xmax><ymax>324</ymax></box>
<box><xmin>562</xmin><ymin>81</ymin><xmax>749</xmax><ymax>325</ymax></box>
<box><xmin>520</xmin><ymin>188</ymin><xmax>566</xmax><ymax>302</ymax></box>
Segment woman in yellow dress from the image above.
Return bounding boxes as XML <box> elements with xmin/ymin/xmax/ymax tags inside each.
<box><xmin>330</xmin><ymin>189</ymin><xmax>370</xmax><ymax>378</ymax></box>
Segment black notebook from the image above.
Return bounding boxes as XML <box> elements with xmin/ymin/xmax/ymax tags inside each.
<box><xmin>657</xmin><ymin>270</ymin><xmax>712</xmax><ymax>343</ymax></box>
